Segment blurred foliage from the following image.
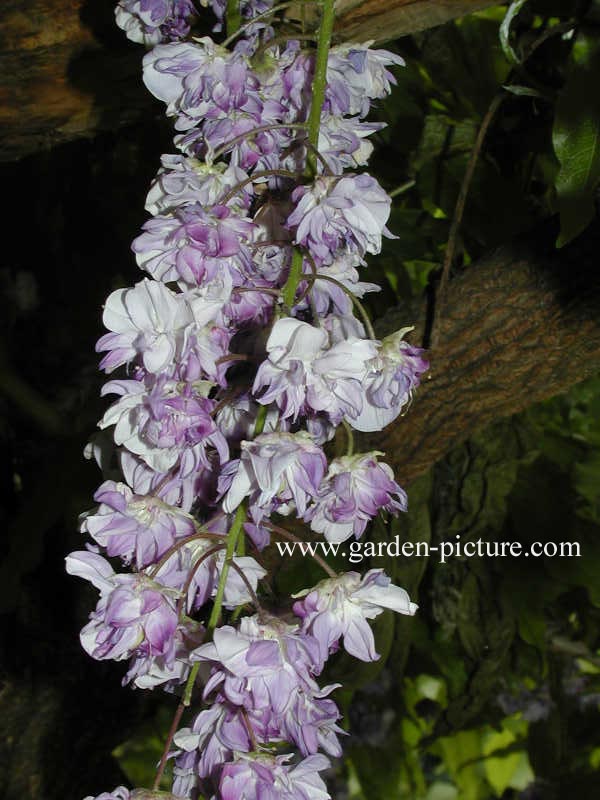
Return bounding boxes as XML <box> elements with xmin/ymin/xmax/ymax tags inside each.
<box><xmin>3</xmin><ymin>2</ymin><xmax>600</xmax><ymax>799</ymax></box>
<box><xmin>333</xmin><ymin>375</ymin><xmax>600</xmax><ymax>800</ymax></box>
<box><xmin>366</xmin><ymin>0</ymin><xmax>600</xmax><ymax>310</ymax></box>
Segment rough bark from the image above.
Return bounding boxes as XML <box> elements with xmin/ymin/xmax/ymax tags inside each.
<box><xmin>369</xmin><ymin>220</ymin><xmax>600</xmax><ymax>485</ymax></box>
<box><xmin>335</xmin><ymin>0</ymin><xmax>496</xmax><ymax>42</ymax></box>
<box><xmin>0</xmin><ymin>0</ymin><xmax>498</xmax><ymax>161</ymax></box>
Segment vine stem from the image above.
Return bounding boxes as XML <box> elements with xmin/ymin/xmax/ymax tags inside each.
<box><xmin>222</xmin><ymin>1</ymin><xmax>321</xmax><ymax>48</ymax></box>
<box><xmin>206</xmin><ymin>503</ymin><xmax>248</xmax><ymax>631</ymax></box>
<box><xmin>226</xmin><ymin>0</ymin><xmax>242</xmax><ymax>38</ymax></box>
<box><xmin>152</xmin><ymin>700</ymin><xmax>187</xmax><ymax>790</ymax></box>
<box><xmin>210</xmin><ymin>123</ymin><xmax>308</xmax><ymax>162</ymax></box>
<box><xmin>389</xmin><ymin>179</ymin><xmax>416</xmax><ymax>198</ymax></box>
<box><xmin>431</xmin><ymin>92</ymin><xmax>505</xmax><ymax>349</ymax></box>
<box><xmin>266</xmin><ymin>522</ymin><xmax>338</xmax><ymax>578</ymax></box>
<box><xmin>306</xmin><ymin>0</ymin><xmax>335</xmax><ymax>157</ymax></box>
<box><xmin>280</xmin><ymin>0</ymin><xmax>335</xmax><ymax>308</ymax></box>
<box><xmin>303</xmin><ymin>272</ymin><xmax>377</xmax><ymax>341</ymax></box>
<box><xmin>219</xmin><ymin>168</ymin><xmax>302</xmax><ymax>205</ymax></box>
<box><xmin>148</xmin><ymin>527</ymin><xmax>227</xmax><ymax>578</ymax></box>
<box><xmin>151</xmin><ymin>504</ymin><xmax>247</xmax><ymax>790</ymax></box>
<box><xmin>282</xmin><ymin>249</ymin><xmax>304</xmax><ymax>308</ymax></box>
<box><xmin>342</xmin><ymin>419</ymin><xmax>354</xmax><ymax>457</ymax></box>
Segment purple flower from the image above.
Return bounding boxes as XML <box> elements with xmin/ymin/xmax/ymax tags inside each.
<box><xmin>65</xmin><ymin>551</ymin><xmax>180</xmax><ymax>663</ymax></box>
<box><xmin>305</xmin><ymin>452</ymin><xmax>407</xmax><ymax>543</ymax></box>
<box><xmin>192</xmin><ymin>615</ymin><xmax>342</xmax><ymax>755</ymax></box>
<box><xmin>287</xmin><ymin>174</ymin><xmax>393</xmax><ymax>266</ymax></box>
<box><xmin>281</xmin><ymin>684</ymin><xmax>344</xmax><ymax>758</ymax></box>
<box><xmin>132</xmin><ymin>204</ymin><xmax>255</xmax><ymax>288</ymax></box>
<box><xmin>317</xmin><ymin>115</ymin><xmax>385</xmax><ymax>175</ymax></box>
<box><xmin>155</xmin><ymin>536</ymin><xmax>266</xmax><ymax>611</ymax></box>
<box><xmin>80</xmin><ymin>480</ymin><xmax>196</xmax><ymax>568</ymax></box>
<box><xmin>298</xmin><ymin>254</ymin><xmax>380</xmax><ymax>317</ymax></box>
<box><xmin>294</xmin><ymin>569</ymin><xmax>418</xmax><ymax>662</ymax></box>
<box><xmin>119</xmin><ymin>450</ymin><xmax>210</xmax><ymax>513</ymax></box>
<box><xmin>83</xmin><ymin>788</ymin><xmax>130</xmax><ymax>800</ymax></box>
<box><xmin>96</xmin><ymin>278</ymin><xmax>226</xmax><ymax>375</ymax></box>
<box><xmin>115</xmin><ymin>0</ymin><xmax>195</xmax><ymax>45</ymax></box>
<box><xmin>143</xmin><ymin>39</ymin><xmax>225</xmax><ymax>116</ymax></box>
<box><xmin>145</xmin><ymin>156</ymin><xmax>252</xmax><ymax>215</ymax></box>
<box><xmin>220</xmin><ymin>431</ymin><xmax>327</xmax><ymax>524</ymax></box>
<box><xmin>207</xmin><ymin>0</ymin><xmax>279</xmax><ymax>41</ymax></box>
<box><xmin>125</xmin><ymin>621</ymin><xmax>204</xmax><ymax>689</ymax></box>
<box><xmin>100</xmin><ymin>376</ymin><xmax>228</xmax><ymax>475</ymax></box>
<box><xmin>326</xmin><ymin>43</ymin><xmax>405</xmax><ymax>117</ymax></box>
<box><xmin>280</xmin><ymin>43</ymin><xmax>314</xmax><ymax>112</ymax></box>
<box><xmin>173</xmin><ymin>700</ymin><xmax>252</xmax><ymax>782</ymax></box>
<box><xmin>194</xmin><ymin>615</ymin><xmax>323</xmax><ymax>707</ymax></box>
<box><xmin>215</xmin><ymin>395</ymin><xmax>281</xmax><ymax>445</ymax></box>
<box><xmin>253</xmin><ymin>317</ymin><xmax>377</xmax><ymax>423</ymax></box>
<box><xmin>143</xmin><ymin>38</ymin><xmax>265</xmax><ymax>135</ymax></box>
<box><xmin>219</xmin><ymin>753</ymin><xmax>331</xmax><ymax>800</ymax></box>
<box><xmin>349</xmin><ymin>328</ymin><xmax>429</xmax><ymax>432</ymax></box>
<box><xmin>194</xmin><ymin>107</ymin><xmax>289</xmax><ymax>170</ymax></box>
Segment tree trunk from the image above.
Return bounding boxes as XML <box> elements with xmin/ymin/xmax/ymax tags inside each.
<box><xmin>369</xmin><ymin>220</ymin><xmax>600</xmax><ymax>484</ymax></box>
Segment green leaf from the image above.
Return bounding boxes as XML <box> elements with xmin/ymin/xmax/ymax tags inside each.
<box><xmin>113</xmin><ymin>706</ymin><xmax>173</xmax><ymax>790</ymax></box>
<box><xmin>553</xmin><ymin>32</ymin><xmax>600</xmax><ymax>247</ymax></box>
<box><xmin>502</xmin><ymin>84</ymin><xmax>544</xmax><ymax>98</ymax></box>
<box><xmin>499</xmin><ymin>0</ymin><xmax>530</xmax><ymax>65</ymax></box>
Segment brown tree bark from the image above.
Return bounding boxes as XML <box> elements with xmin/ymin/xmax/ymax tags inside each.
<box><xmin>369</xmin><ymin>221</ymin><xmax>600</xmax><ymax>485</ymax></box>
<box><xmin>0</xmin><ymin>0</ymin><xmax>498</xmax><ymax>161</ymax></box>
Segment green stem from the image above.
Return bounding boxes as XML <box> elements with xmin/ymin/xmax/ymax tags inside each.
<box><xmin>281</xmin><ymin>0</ymin><xmax>335</xmax><ymax>307</ymax></box>
<box><xmin>222</xmin><ymin>1</ymin><xmax>321</xmax><ymax>48</ymax></box>
<box><xmin>219</xmin><ymin>168</ymin><xmax>302</xmax><ymax>205</ymax></box>
<box><xmin>180</xmin><ymin>503</ymin><xmax>246</xmax><ymax>708</ymax></box>
<box><xmin>282</xmin><ymin>248</ymin><xmax>304</xmax><ymax>308</ymax></box>
<box><xmin>389</xmin><ymin>179</ymin><xmax>416</xmax><ymax>198</ymax></box>
<box><xmin>207</xmin><ymin>503</ymin><xmax>247</xmax><ymax>631</ymax></box>
<box><xmin>254</xmin><ymin>404</ymin><xmax>268</xmax><ymax>436</ymax></box>
<box><xmin>342</xmin><ymin>419</ymin><xmax>354</xmax><ymax>457</ymax></box>
<box><xmin>306</xmin><ymin>0</ymin><xmax>335</xmax><ymax>168</ymax></box>
<box><xmin>211</xmin><ymin>123</ymin><xmax>308</xmax><ymax>162</ymax></box>
<box><xmin>226</xmin><ymin>0</ymin><xmax>242</xmax><ymax>38</ymax></box>
<box><xmin>182</xmin><ymin>662</ymin><xmax>201</xmax><ymax>707</ymax></box>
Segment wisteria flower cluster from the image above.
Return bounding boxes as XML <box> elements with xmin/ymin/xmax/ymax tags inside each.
<box><xmin>71</xmin><ymin>1</ymin><xmax>429</xmax><ymax>798</ymax></box>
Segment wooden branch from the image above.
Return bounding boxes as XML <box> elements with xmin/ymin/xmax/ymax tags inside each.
<box><xmin>335</xmin><ymin>0</ymin><xmax>497</xmax><ymax>43</ymax></box>
<box><xmin>0</xmin><ymin>0</ymin><xmax>498</xmax><ymax>161</ymax></box>
<box><xmin>369</xmin><ymin>220</ymin><xmax>600</xmax><ymax>485</ymax></box>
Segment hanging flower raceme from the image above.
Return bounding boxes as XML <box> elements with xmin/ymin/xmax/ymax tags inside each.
<box><xmin>71</xmin><ymin>1</ymin><xmax>429</xmax><ymax>798</ymax></box>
